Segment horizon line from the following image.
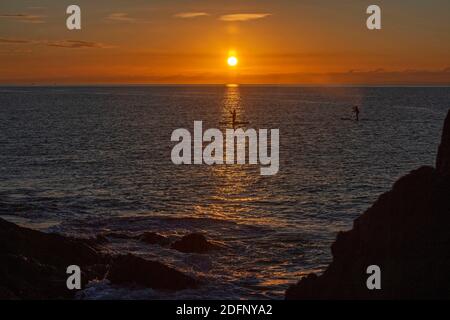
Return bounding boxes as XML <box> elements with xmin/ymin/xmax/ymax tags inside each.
<box><xmin>1</xmin><ymin>83</ymin><xmax>450</xmax><ymax>88</ymax></box>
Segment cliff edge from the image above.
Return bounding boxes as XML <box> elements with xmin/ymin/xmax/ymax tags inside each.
<box><xmin>286</xmin><ymin>110</ymin><xmax>450</xmax><ymax>300</ymax></box>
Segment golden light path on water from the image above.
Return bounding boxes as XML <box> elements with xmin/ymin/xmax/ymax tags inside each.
<box><xmin>192</xmin><ymin>85</ymin><xmax>289</xmax><ymax>228</ymax></box>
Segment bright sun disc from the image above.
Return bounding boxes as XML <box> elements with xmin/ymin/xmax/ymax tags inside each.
<box><xmin>227</xmin><ymin>56</ymin><xmax>238</xmax><ymax>67</ymax></box>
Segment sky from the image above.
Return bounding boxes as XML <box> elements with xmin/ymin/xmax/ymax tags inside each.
<box><xmin>0</xmin><ymin>0</ymin><xmax>449</xmax><ymax>85</ymax></box>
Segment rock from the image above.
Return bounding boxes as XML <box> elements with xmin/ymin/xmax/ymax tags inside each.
<box><xmin>137</xmin><ymin>232</ymin><xmax>170</xmax><ymax>246</ymax></box>
<box><xmin>0</xmin><ymin>217</ymin><xmax>200</xmax><ymax>299</ymax></box>
<box><xmin>0</xmin><ymin>218</ymin><xmax>102</xmax><ymax>271</ymax></box>
<box><xmin>286</xmin><ymin>110</ymin><xmax>450</xmax><ymax>300</ymax></box>
<box><xmin>437</xmin><ymin>111</ymin><xmax>450</xmax><ymax>176</ymax></box>
<box><xmin>99</xmin><ymin>231</ymin><xmax>170</xmax><ymax>246</ymax></box>
<box><xmin>0</xmin><ymin>217</ymin><xmax>106</xmax><ymax>299</ymax></box>
<box><xmin>78</xmin><ymin>234</ymin><xmax>109</xmax><ymax>248</ymax></box>
<box><xmin>103</xmin><ymin>232</ymin><xmax>135</xmax><ymax>240</ymax></box>
<box><xmin>171</xmin><ymin>233</ymin><xmax>219</xmax><ymax>254</ymax></box>
<box><xmin>107</xmin><ymin>254</ymin><xmax>199</xmax><ymax>290</ymax></box>
<box><xmin>94</xmin><ymin>234</ymin><xmax>109</xmax><ymax>244</ymax></box>
<box><xmin>1</xmin><ymin>253</ymin><xmax>70</xmax><ymax>299</ymax></box>
<box><xmin>0</xmin><ymin>286</ymin><xmax>17</xmax><ymax>299</ymax></box>
<box><xmin>287</xmin><ymin>165</ymin><xmax>450</xmax><ymax>299</ymax></box>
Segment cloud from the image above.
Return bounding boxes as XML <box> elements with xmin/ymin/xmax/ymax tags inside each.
<box><xmin>219</xmin><ymin>13</ymin><xmax>271</xmax><ymax>22</ymax></box>
<box><xmin>0</xmin><ymin>37</ymin><xmax>110</xmax><ymax>49</ymax></box>
<box><xmin>0</xmin><ymin>13</ymin><xmax>45</xmax><ymax>23</ymax></box>
<box><xmin>45</xmin><ymin>40</ymin><xmax>109</xmax><ymax>49</ymax></box>
<box><xmin>174</xmin><ymin>12</ymin><xmax>209</xmax><ymax>19</ymax></box>
<box><xmin>0</xmin><ymin>48</ymin><xmax>32</xmax><ymax>55</ymax></box>
<box><xmin>106</xmin><ymin>13</ymin><xmax>137</xmax><ymax>23</ymax></box>
<box><xmin>0</xmin><ymin>38</ymin><xmax>32</xmax><ymax>44</ymax></box>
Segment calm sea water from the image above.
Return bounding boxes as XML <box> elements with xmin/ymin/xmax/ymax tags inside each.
<box><xmin>0</xmin><ymin>86</ymin><xmax>449</xmax><ymax>299</ymax></box>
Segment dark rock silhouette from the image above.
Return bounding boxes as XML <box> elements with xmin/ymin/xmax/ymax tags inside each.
<box><xmin>107</xmin><ymin>254</ymin><xmax>199</xmax><ymax>290</ymax></box>
<box><xmin>0</xmin><ymin>218</ymin><xmax>199</xmax><ymax>299</ymax></box>
<box><xmin>0</xmin><ymin>218</ymin><xmax>105</xmax><ymax>299</ymax></box>
<box><xmin>94</xmin><ymin>234</ymin><xmax>109</xmax><ymax>245</ymax></box>
<box><xmin>100</xmin><ymin>231</ymin><xmax>170</xmax><ymax>246</ymax></box>
<box><xmin>437</xmin><ymin>111</ymin><xmax>450</xmax><ymax>176</ymax></box>
<box><xmin>138</xmin><ymin>232</ymin><xmax>170</xmax><ymax>246</ymax></box>
<box><xmin>286</xmin><ymin>110</ymin><xmax>450</xmax><ymax>300</ymax></box>
<box><xmin>171</xmin><ymin>233</ymin><xmax>219</xmax><ymax>254</ymax></box>
<box><xmin>103</xmin><ymin>232</ymin><xmax>135</xmax><ymax>240</ymax></box>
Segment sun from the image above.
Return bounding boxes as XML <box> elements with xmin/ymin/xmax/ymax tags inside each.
<box><xmin>227</xmin><ymin>56</ymin><xmax>238</xmax><ymax>67</ymax></box>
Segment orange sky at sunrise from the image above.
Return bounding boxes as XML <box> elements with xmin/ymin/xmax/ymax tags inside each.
<box><xmin>0</xmin><ymin>0</ymin><xmax>449</xmax><ymax>85</ymax></box>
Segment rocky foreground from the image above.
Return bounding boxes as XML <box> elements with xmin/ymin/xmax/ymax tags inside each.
<box><xmin>0</xmin><ymin>219</ymin><xmax>221</xmax><ymax>299</ymax></box>
<box><xmin>286</xmin><ymin>110</ymin><xmax>450</xmax><ymax>299</ymax></box>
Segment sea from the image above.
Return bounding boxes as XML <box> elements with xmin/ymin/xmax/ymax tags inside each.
<box><xmin>0</xmin><ymin>85</ymin><xmax>449</xmax><ymax>299</ymax></box>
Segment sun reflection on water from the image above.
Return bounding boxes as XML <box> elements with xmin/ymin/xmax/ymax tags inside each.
<box><xmin>190</xmin><ymin>85</ymin><xmax>285</xmax><ymax>227</ymax></box>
